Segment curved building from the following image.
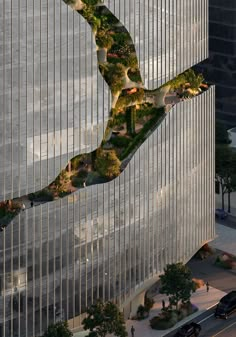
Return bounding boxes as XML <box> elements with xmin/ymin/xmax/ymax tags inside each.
<box><xmin>0</xmin><ymin>1</ymin><xmax>214</xmax><ymax>336</ymax></box>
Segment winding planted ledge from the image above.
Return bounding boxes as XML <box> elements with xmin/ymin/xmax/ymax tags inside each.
<box><xmin>0</xmin><ymin>0</ymin><xmax>209</xmax><ymax>229</ymax></box>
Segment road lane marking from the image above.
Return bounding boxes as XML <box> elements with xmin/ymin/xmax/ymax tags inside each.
<box><xmin>197</xmin><ymin>303</ymin><xmax>219</xmax><ymax>324</ymax></box>
<box><xmin>207</xmin><ymin>303</ymin><xmax>219</xmax><ymax>310</ymax></box>
<box><xmin>198</xmin><ymin>313</ymin><xmax>214</xmax><ymax>324</ymax></box>
<box><xmin>212</xmin><ymin>321</ymin><xmax>236</xmax><ymax>337</ymax></box>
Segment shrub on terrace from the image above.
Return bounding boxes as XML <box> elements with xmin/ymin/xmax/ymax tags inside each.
<box><xmin>71</xmin><ymin>176</ymin><xmax>83</xmax><ymax>188</ymax></box>
<box><xmin>28</xmin><ymin>188</ymin><xmax>54</xmax><ymax>202</ymax></box>
<box><xmin>70</xmin><ymin>156</ymin><xmax>81</xmax><ymax>170</ymax></box>
<box><xmin>95</xmin><ymin>148</ymin><xmax>121</xmax><ymax>179</ymax></box>
<box><xmin>104</xmin><ymin>63</ymin><xmax>126</xmax><ymax>94</ymax></box>
<box><xmin>110</xmin><ymin>136</ymin><xmax>131</xmax><ymax>148</ymax></box>
<box><xmin>115</xmin><ymin>89</ymin><xmax>144</xmax><ymax>110</ymax></box>
<box><xmin>120</xmin><ymin>107</ymin><xmax>165</xmax><ymax>160</ymax></box>
<box><xmin>96</xmin><ymin>35</ymin><xmax>114</xmax><ymax>50</ymax></box>
<box><xmin>0</xmin><ymin>200</ymin><xmax>22</xmax><ymax>226</ymax></box>
<box><xmin>112</xmin><ymin>112</ymin><xmax>126</xmax><ymax>126</ymax></box>
<box><xmin>112</xmin><ymin>32</ymin><xmax>131</xmax><ymax>46</ymax></box>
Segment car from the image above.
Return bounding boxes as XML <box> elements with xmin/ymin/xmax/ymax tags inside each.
<box><xmin>215</xmin><ymin>208</ymin><xmax>228</xmax><ymax>219</ymax></box>
<box><xmin>215</xmin><ymin>291</ymin><xmax>236</xmax><ymax>319</ymax></box>
<box><xmin>174</xmin><ymin>322</ymin><xmax>201</xmax><ymax>337</ymax></box>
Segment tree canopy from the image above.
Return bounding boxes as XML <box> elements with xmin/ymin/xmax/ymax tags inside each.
<box><xmin>159</xmin><ymin>263</ymin><xmax>196</xmax><ymax>309</ymax></box>
<box><xmin>42</xmin><ymin>321</ymin><xmax>73</xmax><ymax>337</ymax></box>
<box><xmin>82</xmin><ymin>300</ymin><xmax>127</xmax><ymax>337</ymax></box>
<box><xmin>216</xmin><ymin>144</ymin><xmax>236</xmax><ymax>210</ymax></box>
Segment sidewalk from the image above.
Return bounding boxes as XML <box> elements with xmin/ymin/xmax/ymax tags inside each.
<box><xmin>211</xmin><ymin>222</ymin><xmax>236</xmax><ymax>256</ymax></box>
<box><xmin>73</xmin><ymin>286</ymin><xmax>225</xmax><ymax>337</ymax></box>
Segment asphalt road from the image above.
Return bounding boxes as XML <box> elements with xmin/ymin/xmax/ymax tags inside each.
<box><xmin>200</xmin><ymin>313</ymin><xmax>236</xmax><ymax>337</ymax></box>
<box><xmin>215</xmin><ymin>214</ymin><xmax>236</xmax><ymax>230</ymax></box>
<box><xmin>187</xmin><ymin>254</ymin><xmax>236</xmax><ymax>294</ymax></box>
<box><xmin>165</xmin><ymin>308</ymin><xmax>236</xmax><ymax>337</ymax></box>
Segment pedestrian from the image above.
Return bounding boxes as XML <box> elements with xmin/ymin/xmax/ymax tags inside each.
<box><xmin>83</xmin><ymin>181</ymin><xmax>86</xmax><ymax>188</ymax></box>
<box><xmin>131</xmin><ymin>325</ymin><xmax>135</xmax><ymax>337</ymax></box>
<box><xmin>206</xmin><ymin>281</ymin><xmax>209</xmax><ymax>292</ymax></box>
<box><xmin>30</xmin><ymin>201</ymin><xmax>34</xmax><ymax>207</ymax></box>
<box><xmin>162</xmin><ymin>299</ymin><xmax>166</xmax><ymax>309</ymax></box>
<box><xmin>22</xmin><ymin>203</ymin><xmax>25</xmax><ymax>211</ymax></box>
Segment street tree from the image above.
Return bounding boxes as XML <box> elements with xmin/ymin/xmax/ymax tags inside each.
<box><xmin>216</xmin><ymin>144</ymin><xmax>236</xmax><ymax>212</ymax></box>
<box><xmin>82</xmin><ymin>300</ymin><xmax>127</xmax><ymax>337</ymax></box>
<box><xmin>42</xmin><ymin>321</ymin><xmax>73</xmax><ymax>337</ymax></box>
<box><xmin>159</xmin><ymin>263</ymin><xmax>196</xmax><ymax>310</ymax></box>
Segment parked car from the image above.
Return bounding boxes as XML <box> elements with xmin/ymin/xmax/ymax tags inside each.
<box><xmin>215</xmin><ymin>208</ymin><xmax>228</xmax><ymax>219</ymax></box>
<box><xmin>174</xmin><ymin>322</ymin><xmax>201</xmax><ymax>337</ymax></box>
<box><xmin>215</xmin><ymin>291</ymin><xmax>236</xmax><ymax>319</ymax></box>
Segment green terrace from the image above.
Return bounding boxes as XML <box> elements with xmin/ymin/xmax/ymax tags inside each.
<box><xmin>0</xmin><ymin>0</ymin><xmax>209</xmax><ymax>230</ymax></box>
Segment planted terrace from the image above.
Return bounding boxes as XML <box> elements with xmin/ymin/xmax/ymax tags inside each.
<box><xmin>0</xmin><ymin>0</ymin><xmax>209</xmax><ymax>229</ymax></box>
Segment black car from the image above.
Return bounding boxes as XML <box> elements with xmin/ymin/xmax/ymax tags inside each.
<box><xmin>175</xmin><ymin>322</ymin><xmax>202</xmax><ymax>337</ymax></box>
<box><xmin>215</xmin><ymin>291</ymin><xmax>236</xmax><ymax>319</ymax></box>
<box><xmin>174</xmin><ymin>322</ymin><xmax>201</xmax><ymax>337</ymax></box>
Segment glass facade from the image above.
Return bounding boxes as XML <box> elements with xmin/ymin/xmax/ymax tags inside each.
<box><xmin>0</xmin><ymin>1</ymin><xmax>214</xmax><ymax>336</ymax></box>
<box><xmin>197</xmin><ymin>0</ymin><xmax>236</xmax><ymax>127</ymax></box>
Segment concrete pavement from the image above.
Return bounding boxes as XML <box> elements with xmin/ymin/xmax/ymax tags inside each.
<box><xmin>211</xmin><ymin>222</ymin><xmax>236</xmax><ymax>256</ymax></box>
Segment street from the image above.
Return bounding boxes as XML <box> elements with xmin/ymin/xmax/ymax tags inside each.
<box><xmin>215</xmin><ymin>214</ymin><xmax>236</xmax><ymax>230</ymax></box>
<box><xmin>165</xmin><ymin>218</ymin><xmax>236</xmax><ymax>337</ymax></box>
<box><xmin>200</xmin><ymin>313</ymin><xmax>236</xmax><ymax>337</ymax></box>
<box><xmin>165</xmin><ymin>308</ymin><xmax>236</xmax><ymax>337</ymax></box>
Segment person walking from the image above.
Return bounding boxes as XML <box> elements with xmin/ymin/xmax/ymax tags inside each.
<box><xmin>206</xmin><ymin>281</ymin><xmax>209</xmax><ymax>292</ymax></box>
<box><xmin>131</xmin><ymin>325</ymin><xmax>135</xmax><ymax>337</ymax></box>
<box><xmin>162</xmin><ymin>299</ymin><xmax>166</xmax><ymax>309</ymax></box>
